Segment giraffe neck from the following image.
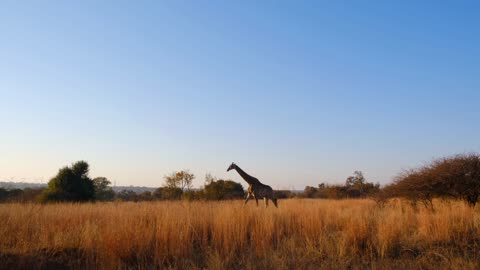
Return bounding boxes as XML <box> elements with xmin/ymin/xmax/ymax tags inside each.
<box><xmin>234</xmin><ymin>165</ymin><xmax>257</xmax><ymax>185</ymax></box>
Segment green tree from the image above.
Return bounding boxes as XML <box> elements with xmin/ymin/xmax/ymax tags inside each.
<box><xmin>93</xmin><ymin>177</ymin><xmax>115</xmax><ymax>201</ymax></box>
<box><xmin>0</xmin><ymin>188</ymin><xmax>9</xmax><ymax>202</ymax></box>
<box><xmin>203</xmin><ymin>179</ymin><xmax>244</xmax><ymax>200</ymax></box>
<box><xmin>116</xmin><ymin>190</ymin><xmax>138</xmax><ymax>202</ymax></box>
<box><xmin>41</xmin><ymin>161</ymin><xmax>95</xmax><ymax>202</ymax></box>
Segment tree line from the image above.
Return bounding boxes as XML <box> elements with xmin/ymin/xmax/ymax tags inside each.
<box><xmin>300</xmin><ymin>153</ymin><xmax>480</xmax><ymax>208</ymax></box>
<box><xmin>302</xmin><ymin>171</ymin><xmax>380</xmax><ymax>199</ymax></box>
<box><xmin>0</xmin><ymin>161</ymin><xmax>245</xmax><ymax>203</ymax></box>
<box><xmin>2</xmin><ymin>153</ymin><xmax>480</xmax><ymax>207</ymax></box>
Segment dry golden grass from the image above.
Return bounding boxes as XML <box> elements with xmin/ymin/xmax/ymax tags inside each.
<box><xmin>1</xmin><ymin>199</ymin><xmax>479</xmax><ymax>269</ymax></box>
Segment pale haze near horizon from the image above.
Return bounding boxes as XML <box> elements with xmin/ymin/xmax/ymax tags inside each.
<box><xmin>1</xmin><ymin>1</ymin><xmax>479</xmax><ymax>190</ymax></box>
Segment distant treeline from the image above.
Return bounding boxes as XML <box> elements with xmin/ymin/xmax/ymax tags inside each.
<box><xmin>302</xmin><ymin>171</ymin><xmax>380</xmax><ymax>199</ymax></box>
<box><xmin>0</xmin><ymin>163</ymin><xmax>248</xmax><ymax>203</ymax></box>
<box><xmin>2</xmin><ymin>153</ymin><xmax>480</xmax><ymax>207</ymax></box>
<box><xmin>0</xmin><ymin>181</ymin><xmax>162</xmax><ymax>194</ymax></box>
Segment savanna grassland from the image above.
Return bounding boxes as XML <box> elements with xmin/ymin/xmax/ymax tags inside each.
<box><xmin>1</xmin><ymin>199</ymin><xmax>479</xmax><ymax>270</ymax></box>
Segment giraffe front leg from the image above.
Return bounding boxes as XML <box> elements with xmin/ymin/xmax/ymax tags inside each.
<box><xmin>264</xmin><ymin>197</ymin><xmax>269</xmax><ymax>208</ymax></box>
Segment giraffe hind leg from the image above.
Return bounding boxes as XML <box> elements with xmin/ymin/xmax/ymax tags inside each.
<box><xmin>264</xmin><ymin>197</ymin><xmax>268</xmax><ymax>208</ymax></box>
<box><xmin>244</xmin><ymin>194</ymin><xmax>250</xmax><ymax>206</ymax></box>
<box><xmin>272</xmin><ymin>197</ymin><xmax>278</xmax><ymax>208</ymax></box>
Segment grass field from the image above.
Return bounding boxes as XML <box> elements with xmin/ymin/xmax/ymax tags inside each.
<box><xmin>1</xmin><ymin>199</ymin><xmax>479</xmax><ymax>269</ymax></box>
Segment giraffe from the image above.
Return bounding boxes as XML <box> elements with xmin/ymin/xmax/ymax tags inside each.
<box><xmin>227</xmin><ymin>162</ymin><xmax>278</xmax><ymax>208</ymax></box>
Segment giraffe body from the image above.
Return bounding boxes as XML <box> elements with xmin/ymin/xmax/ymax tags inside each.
<box><xmin>227</xmin><ymin>163</ymin><xmax>278</xmax><ymax>208</ymax></box>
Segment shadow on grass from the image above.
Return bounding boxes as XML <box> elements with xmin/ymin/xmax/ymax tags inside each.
<box><xmin>0</xmin><ymin>248</ymin><xmax>85</xmax><ymax>270</ymax></box>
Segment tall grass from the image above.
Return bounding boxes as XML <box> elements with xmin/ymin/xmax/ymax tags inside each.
<box><xmin>0</xmin><ymin>199</ymin><xmax>479</xmax><ymax>269</ymax></box>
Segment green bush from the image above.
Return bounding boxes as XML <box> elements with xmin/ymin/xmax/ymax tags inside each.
<box><xmin>41</xmin><ymin>161</ymin><xmax>95</xmax><ymax>202</ymax></box>
<box><xmin>203</xmin><ymin>179</ymin><xmax>244</xmax><ymax>200</ymax></box>
<box><xmin>93</xmin><ymin>177</ymin><xmax>115</xmax><ymax>201</ymax></box>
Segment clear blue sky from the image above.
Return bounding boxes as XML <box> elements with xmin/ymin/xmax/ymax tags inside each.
<box><xmin>1</xmin><ymin>1</ymin><xmax>479</xmax><ymax>189</ymax></box>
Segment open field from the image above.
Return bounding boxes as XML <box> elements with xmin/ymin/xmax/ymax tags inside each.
<box><xmin>1</xmin><ymin>199</ymin><xmax>479</xmax><ymax>270</ymax></box>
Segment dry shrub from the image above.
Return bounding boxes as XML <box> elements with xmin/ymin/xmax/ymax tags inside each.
<box><xmin>382</xmin><ymin>153</ymin><xmax>480</xmax><ymax>207</ymax></box>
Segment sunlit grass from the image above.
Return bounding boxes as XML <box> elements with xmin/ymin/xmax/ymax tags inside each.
<box><xmin>0</xmin><ymin>199</ymin><xmax>479</xmax><ymax>269</ymax></box>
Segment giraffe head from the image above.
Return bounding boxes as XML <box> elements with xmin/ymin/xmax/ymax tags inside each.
<box><xmin>227</xmin><ymin>162</ymin><xmax>236</xmax><ymax>172</ymax></box>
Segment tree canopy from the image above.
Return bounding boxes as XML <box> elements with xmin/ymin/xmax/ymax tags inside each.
<box><xmin>381</xmin><ymin>154</ymin><xmax>480</xmax><ymax>207</ymax></box>
<box><xmin>203</xmin><ymin>179</ymin><xmax>244</xmax><ymax>200</ymax></box>
<box><xmin>164</xmin><ymin>170</ymin><xmax>194</xmax><ymax>191</ymax></box>
<box><xmin>93</xmin><ymin>177</ymin><xmax>115</xmax><ymax>201</ymax></box>
<box><xmin>41</xmin><ymin>161</ymin><xmax>95</xmax><ymax>202</ymax></box>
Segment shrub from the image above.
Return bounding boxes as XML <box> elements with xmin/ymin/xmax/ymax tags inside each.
<box><xmin>203</xmin><ymin>179</ymin><xmax>244</xmax><ymax>200</ymax></box>
<box><xmin>93</xmin><ymin>177</ymin><xmax>115</xmax><ymax>201</ymax></box>
<box><xmin>160</xmin><ymin>187</ymin><xmax>183</xmax><ymax>200</ymax></box>
<box><xmin>303</xmin><ymin>171</ymin><xmax>379</xmax><ymax>199</ymax></box>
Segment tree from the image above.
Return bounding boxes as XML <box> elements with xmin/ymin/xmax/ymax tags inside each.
<box><xmin>138</xmin><ymin>191</ymin><xmax>153</xmax><ymax>201</ymax></box>
<box><xmin>0</xmin><ymin>188</ymin><xmax>7</xmax><ymax>199</ymax></box>
<box><xmin>0</xmin><ymin>187</ymin><xmax>44</xmax><ymax>202</ymax></box>
<box><xmin>344</xmin><ymin>171</ymin><xmax>379</xmax><ymax>198</ymax></box>
<box><xmin>0</xmin><ymin>188</ymin><xmax>8</xmax><ymax>202</ymax></box>
<box><xmin>274</xmin><ymin>190</ymin><xmax>296</xmax><ymax>199</ymax></box>
<box><xmin>93</xmin><ymin>177</ymin><xmax>115</xmax><ymax>201</ymax></box>
<box><xmin>19</xmin><ymin>188</ymin><xmax>44</xmax><ymax>202</ymax></box>
<box><xmin>302</xmin><ymin>172</ymin><xmax>379</xmax><ymax>199</ymax></box>
<box><xmin>160</xmin><ymin>187</ymin><xmax>183</xmax><ymax>200</ymax></box>
<box><xmin>182</xmin><ymin>189</ymin><xmax>200</xmax><ymax>201</ymax></box>
<box><xmin>205</xmin><ymin>173</ymin><xmax>216</xmax><ymax>185</ymax></box>
<box><xmin>116</xmin><ymin>190</ymin><xmax>138</xmax><ymax>202</ymax></box>
<box><xmin>0</xmin><ymin>188</ymin><xmax>22</xmax><ymax>202</ymax></box>
<box><xmin>203</xmin><ymin>179</ymin><xmax>244</xmax><ymax>200</ymax></box>
<box><xmin>152</xmin><ymin>187</ymin><xmax>164</xmax><ymax>200</ymax></box>
<box><xmin>41</xmin><ymin>161</ymin><xmax>95</xmax><ymax>202</ymax></box>
<box><xmin>303</xmin><ymin>186</ymin><xmax>318</xmax><ymax>198</ymax></box>
<box><xmin>164</xmin><ymin>170</ymin><xmax>194</xmax><ymax>191</ymax></box>
<box><xmin>382</xmin><ymin>154</ymin><xmax>480</xmax><ymax>207</ymax></box>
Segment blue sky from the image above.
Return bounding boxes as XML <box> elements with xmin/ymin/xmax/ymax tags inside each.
<box><xmin>1</xmin><ymin>1</ymin><xmax>479</xmax><ymax>189</ymax></box>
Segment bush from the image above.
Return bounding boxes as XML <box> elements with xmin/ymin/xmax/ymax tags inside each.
<box><xmin>41</xmin><ymin>161</ymin><xmax>95</xmax><ymax>202</ymax></box>
<box><xmin>116</xmin><ymin>190</ymin><xmax>138</xmax><ymax>202</ymax></box>
<box><xmin>275</xmin><ymin>190</ymin><xmax>297</xmax><ymax>199</ymax></box>
<box><xmin>93</xmin><ymin>177</ymin><xmax>115</xmax><ymax>201</ymax></box>
<box><xmin>159</xmin><ymin>187</ymin><xmax>183</xmax><ymax>200</ymax></box>
<box><xmin>303</xmin><ymin>171</ymin><xmax>379</xmax><ymax>199</ymax></box>
<box><xmin>182</xmin><ymin>190</ymin><xmax>200</xmax><ymax>201</ymax></box>
<box><xmin>138</xmin><ymin>191</ymin><xmax>153</xmax><ymax>201</ymax></box>
<box><xmin>203</xmin><ymin>179</ymin><xmax>244</xmax><ymax>200</ymax></box>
